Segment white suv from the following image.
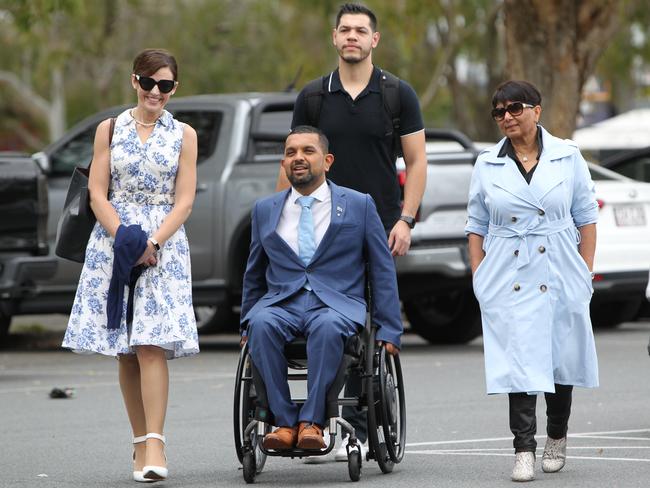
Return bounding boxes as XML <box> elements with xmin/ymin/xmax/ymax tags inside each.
<box><xmin>589</xmin><ymin>164</ymin><xmax>650</xmax><ymax>326</ymax></box>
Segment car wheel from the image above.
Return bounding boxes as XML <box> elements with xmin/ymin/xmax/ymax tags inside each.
<box><xmin>194</xmin><ymin>304</ymin><xmax>239</xmax><ymax>333</ymax></box>
<box><xmin>0</xmin><ymin>313</ymin><xmax>11</xmax><ymax>342</ymax></box>
<box><xmin>403</xmin><ymin>290</ymin><xmax>482</xmax><ymax>344</ymax></box>
<box><xmin>590</xmin><ymin>298</ymin><xmax>643</xmax><ymax>328</ymax></box>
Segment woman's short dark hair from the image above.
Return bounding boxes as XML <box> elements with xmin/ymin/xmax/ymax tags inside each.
<box><xmin>336</xmin><ymin>3</ymin><xmax>377</xmax><ymax>31</ymax></box>
<box><xmin>132</xmin><ymin>49</ymin><xmax>178</xmax><ymax>80</ymax></box>
<box><xmin>491</xmin><ymin>80</ymin><xmax>541</xmax><ymax>108</ymax></box>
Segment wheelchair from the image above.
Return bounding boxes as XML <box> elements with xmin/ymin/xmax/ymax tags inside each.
<box><xmin>233</xmin><ymin>303</ymin><xmax>406</xmax><ymax>483</ymax></box>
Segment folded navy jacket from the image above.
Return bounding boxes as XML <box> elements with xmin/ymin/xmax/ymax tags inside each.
<box><xmin>107</xmin><ymin>224</ymin><xmax>148</xmax><ymax>330</ymax></box>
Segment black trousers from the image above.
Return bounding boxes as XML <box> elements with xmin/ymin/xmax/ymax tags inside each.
<box><xmin>508</xmin><ymin>384</ymin><xmax>573</xmax><ymax>452</ymax></box>
<box><xmin>342</xmin><ymin>372</ymin><xmax>367</xmax><ymax>442</ymax></box>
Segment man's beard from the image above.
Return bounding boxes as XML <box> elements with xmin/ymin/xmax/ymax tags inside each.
<box><xmin>287</xmin><ymin>170</ymin><xmax>314</xmax><ymax>188</ymax></box>
<box><xmin>338</xmin><ymin>46</ymin><xmax>371</xmax><ymax>64</ymax></box>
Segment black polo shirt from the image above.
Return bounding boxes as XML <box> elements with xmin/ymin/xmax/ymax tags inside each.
<box><xmin>292</xmin><ymin>67</ymin><xmax>424</xmax><ymax>230</ymax></box>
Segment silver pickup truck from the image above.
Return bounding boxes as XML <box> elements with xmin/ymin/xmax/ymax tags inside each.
<box><xmin>2</xmin><ymin>92</ymin><xmax>482</xmax><ymax>344</ymax></box>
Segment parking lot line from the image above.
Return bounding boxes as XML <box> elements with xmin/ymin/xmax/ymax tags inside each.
<box><xmin>406</xmin><ymin>450</ymin><xmax>650</xmax><ymax>463</ymax></box>
<box><xmin>406</xmin><ymin>428</ymin><xmax>650</xmax><ymax>463</ymax></box>
<box><xmin>406</xmin><ymin>428</ymin><xmax>650</xmax><ymax>447</ymax></box>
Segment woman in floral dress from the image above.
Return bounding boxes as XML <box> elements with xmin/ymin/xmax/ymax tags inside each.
<box><xmin>62</xmin><ymin>49</ymin><xmax>198</xmax><ymax>482</ymax></box>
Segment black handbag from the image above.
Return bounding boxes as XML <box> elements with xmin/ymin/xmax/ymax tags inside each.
<box><xmin>55</xmin><ymin>118</ymin><xmax>115</xmax><ymax>262</ymax></box>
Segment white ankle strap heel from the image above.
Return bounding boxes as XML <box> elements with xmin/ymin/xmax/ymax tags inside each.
<box><xmin>132</xmin><ymin>436</ymin><xmax>154</xmax><ymax>483</ymax></box>
<box><xmin>142</xmin><ymin>433</ymin><xmax>168</xmax><ymax>481</ymax></box>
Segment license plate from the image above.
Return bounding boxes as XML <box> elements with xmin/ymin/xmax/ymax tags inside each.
<box><xmin>613</xmin><ymin>205</ymin><xmax>646</xmax><ymax>226</ymax></box>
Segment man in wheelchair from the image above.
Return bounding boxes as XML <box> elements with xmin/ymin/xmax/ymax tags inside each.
<box><xmin>239</xmin><ymin>125</ymin><xmax>402</xmax><ymax>451</ymax></box>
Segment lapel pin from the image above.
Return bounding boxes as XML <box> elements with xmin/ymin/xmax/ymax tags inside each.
<box><xmin>336</xmin><ymin>205</ymin><xmax>343</xmax><ymax>217</ymax></box>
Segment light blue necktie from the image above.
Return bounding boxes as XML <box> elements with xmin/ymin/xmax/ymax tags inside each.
<box><xmin>297</xmin><ymin>195</ymin><xmax>316</xmax><ymax>265</ymax></box>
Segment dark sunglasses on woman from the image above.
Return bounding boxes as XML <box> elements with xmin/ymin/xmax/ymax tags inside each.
<box><xmin>135</xmin><ymin>74</ymin><xmax>177</xmax><ymax>94</ymax></box>
<box><xmin>491</xmin><ymin>102</ymin><xmax>535</xmax><ymax>121</ymax></box>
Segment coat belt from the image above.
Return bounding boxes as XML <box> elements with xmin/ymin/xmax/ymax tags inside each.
<box><xmin>488</xmin><ymin>216</ymin><xmax>574</xmax><ymax>269</ymax></box>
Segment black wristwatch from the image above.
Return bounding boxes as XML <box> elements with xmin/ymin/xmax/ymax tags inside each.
<box><xmin>399</xmin><ymin>215</ymin><xmax>416</xmax><ymax>229</ymax></box>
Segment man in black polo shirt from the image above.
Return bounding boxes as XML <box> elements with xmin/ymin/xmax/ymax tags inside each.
<box><xmin>276</xmin><ymin>2</ymin><xmax>426</xmax><ymax>460</ymax></box>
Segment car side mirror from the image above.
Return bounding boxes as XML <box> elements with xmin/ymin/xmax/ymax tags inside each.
<box><xmin>32</xmin><ymin>151</ymin><xmax>50</xmax><ymax>173</ymax></box>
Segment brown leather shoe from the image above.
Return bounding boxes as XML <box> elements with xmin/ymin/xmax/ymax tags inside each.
<box><xmin>297</xmin><ymin>422</ymin><xmax>326</xmax><ymax>449</ymax></box>
<box><xmin>262</xmin><ymin>426</ymin><xmax>298</xmax><ymax>450</ymax></box>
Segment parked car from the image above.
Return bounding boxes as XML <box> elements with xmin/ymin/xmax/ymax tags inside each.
<box><xmin>0</xmin><ymin>94</ymin><xmax>483</xmax><ymax>344</ymax></box>
<box><xmin>396</xmin><ymin>134</ymin><xmax>481</xmax><ymax>343</ymax></box>
<box><xmin>588</xmin><ymin>163</ymin><xmax>650</xmax><ymax>326</ymax></box>
<box><xmin>600</xmin><ymin>146</ymin><xmax>650</xmax><ymax>183</ymax></box>
<box><xmin>400</xmin><ymin>147</ymin><xmax>650</xmax><ymax>332</ymax></box>
<box><xmin>0</xmin><ymin>153</ymin><xmax>55</xmax><ymax>340</ymax></box>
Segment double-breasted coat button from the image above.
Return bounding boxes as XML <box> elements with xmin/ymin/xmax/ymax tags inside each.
<box><xmin>511</xmin><ymin>216</ymin><xmax>518</xmax><ymax>222</ymax></box>
<box><xmin>513</xmin><ymin>283</ymin><xmax>521</xmax><ymax>291</ymax></box>
<box><xmin>514</xmin><ymin>249</ymin><xmax>519</xmax><ymax>256</ymax></box>
<box><xmin>540</xmin><ymin>284</ymin><xmax>548</xmax><ymax>292</ymax></box>
<box><xmin>538</xmin><ymin>209</ymin><xmax>545</xmax><ymax>216</ymax></box>
<box><xmin>538</xmin><ymin>246</ymin><xmax>546</xmax><ymax>253</ymax></box>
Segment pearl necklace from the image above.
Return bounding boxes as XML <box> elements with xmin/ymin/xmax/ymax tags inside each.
<box><xmin>130</xmin><ymin>109</ymin><xmax>161</xmax><ymax>127</ymax></box>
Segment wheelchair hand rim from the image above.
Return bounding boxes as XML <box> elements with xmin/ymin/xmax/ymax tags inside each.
<box><xmin>379</xmin><ymin>347</ymin><xmax>406</xmax><ymax>463</ymax></box>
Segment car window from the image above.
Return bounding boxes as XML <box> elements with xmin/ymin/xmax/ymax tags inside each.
<box><xmin>50</xmin><ymin>125</ymin><xmax>97</xmax><ymax>175</ymax></box>
<box><xmin>589</xmin><ymin>163</ymin><xmax>620</xmax><ymax>181</ymax></box>
<box><xmin>610</xmin><ymin>156</ymin><xmax>650</xmax><ymax>182</ymax></box>
<box><xmin>253</xmin><ymin>110</ymin><xmax>292</xmax><ymax>159</ymax></box>
<box><xmin>171</xmin><ymin>111</ymin><xmax>223</xmax><ymax>164</ymax></box>
<box><xmin>589</xmin><ymin>167</ymin><xmax>612</xmax><ymax>181</ymax></box>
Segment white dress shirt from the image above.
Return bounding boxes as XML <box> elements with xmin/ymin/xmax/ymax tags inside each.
<box><xmin>276</xmin><ymin>180</ymin><xmax>331</xmax><ymax>257</ymax></box>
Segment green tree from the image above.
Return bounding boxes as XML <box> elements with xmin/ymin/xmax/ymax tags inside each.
<box><xmin>504</xmin><ymin>0</ymin><xmax>622</xmax><ymax>138</ymax></box>
<box><xmin>595</xmin><ymin>0</ymin><xmax>650</xmax><ymax>113</ymax></box>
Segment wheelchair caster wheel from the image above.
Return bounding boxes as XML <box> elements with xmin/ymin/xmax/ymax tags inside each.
<box><xmin>347</xmin><ymin>450</ymin><xmax>362</xmax><ymax>481</ymax></box>
<box><xmin>243</xmin><ymin>451</ymin><xmax>256</xmax><ymax>483</ymax></box>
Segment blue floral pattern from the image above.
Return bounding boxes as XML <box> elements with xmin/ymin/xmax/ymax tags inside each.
<box><xmin>62</xmin><ymin>108</ymin><xmax>199</xmax><ymax>360</ymax></box>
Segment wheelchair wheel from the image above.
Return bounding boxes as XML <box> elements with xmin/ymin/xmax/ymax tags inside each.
<box><xmin>366</xmin><ymin>342</ymin><xmax>405</xmax><ymax>473</ymax></box>
<box><xmin>243</xmin><ymin>451</ymin><xmax>256</xmax><ymax>484</ymax></box>
<box><xmin>378</xmin><ymin>347</ymin><xmax>406</xmax><ymax>463</ymax></box>
<box><xmin>233</xmin><ymin>343</ymin><xmax>269</xmax><ymax>473</ymax></box>
<box><xmin>347</xmin><ymin>449</ymin><xmax>362</xmax><ymax>482</ymax></box>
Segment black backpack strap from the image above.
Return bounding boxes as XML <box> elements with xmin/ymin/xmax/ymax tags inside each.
<box><xmin>379</xmin><ymin>69</ymin><xmax>402</xmax><ymax>158</ymax></box>
<box><xmin>302</xmin><ymin>76</ymin><xmax>326</xmax><ymax>127</ymax></box>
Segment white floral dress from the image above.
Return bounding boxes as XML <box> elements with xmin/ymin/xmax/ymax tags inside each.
<box><xmin>62</xmin><ymin>109</ymin><xmax>199</xmax><ymax>359</ymax></box>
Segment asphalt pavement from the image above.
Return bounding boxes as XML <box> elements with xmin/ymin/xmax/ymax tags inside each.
<box><xmin>1</xmin><ymin>318</ymin><xmax>650</xmax><ymax>487</ymax></box>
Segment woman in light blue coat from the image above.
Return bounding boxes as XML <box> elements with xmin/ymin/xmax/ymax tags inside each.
<box><xmin>466</xmin><ymin>81</ymin><xmax>598</xmax><ymax>482</ymax></box>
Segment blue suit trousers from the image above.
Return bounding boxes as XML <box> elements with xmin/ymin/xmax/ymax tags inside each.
<box><xmin>247</xmin><ymin>289</ymin><xmax>358</xmax><ymax>427</ymax></box>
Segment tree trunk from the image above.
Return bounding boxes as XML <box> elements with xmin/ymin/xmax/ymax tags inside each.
<box><xmin>0</xmin><ymin>68</ymin><xmax>66</xmax><ymax>143</ymax></box>
<box><xmin>504</xmin><ymin>0</ymin><xmax>621</xmax><ymax>138</ymax></box>
<box><xmin>49</xmin><ymin>66</ymin><xmax>66</xmax><ymax>142</ymax></box>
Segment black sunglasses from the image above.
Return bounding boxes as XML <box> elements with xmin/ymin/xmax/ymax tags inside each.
<box><xmin>135</xmin><ymin>74</ymin><xmax>177</xmax><ymax>94</ymax></box>
<box><xmin>491</xmin><ymin>102</ymin><xmax>535</xmax><ymax>121</ymax></box>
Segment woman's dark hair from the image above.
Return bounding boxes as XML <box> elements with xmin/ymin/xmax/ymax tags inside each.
<box><xmin>336</xmin><ymin>3</ymin><xmax>377</xmax><ymax>31</ymax></box>
<box><xmin>491</xmin><ymin>80</ymin><xmax>541</xmax><ymax>108</ymax></box>
<box><xmin>132</xmin><ymin>49</ymin><xmax>178</xmax><ymax>80</ymax></box>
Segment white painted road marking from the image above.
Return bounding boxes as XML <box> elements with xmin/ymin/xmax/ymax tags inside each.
<box><xmin>406</xmin><ymin>429</ymin><xmax>650</xmax><ymax>463</ymax></box>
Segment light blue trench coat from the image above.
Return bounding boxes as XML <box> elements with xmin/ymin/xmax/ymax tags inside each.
<box><xmin>465</xmin><ymin>126</ymin><xmax>599</xmax><ymax>394</ymax></box>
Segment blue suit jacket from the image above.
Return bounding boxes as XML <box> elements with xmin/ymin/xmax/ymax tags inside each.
<box><xmin>240</xmin><ymin>181</ymin><xmax>403</xmax><ymax>347</ymax></box>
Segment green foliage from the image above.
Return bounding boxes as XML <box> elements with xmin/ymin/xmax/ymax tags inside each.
<box><xmin>595</xmin><ymin>0</ymin><xmax>650</xmax><ymax>112</ymax></box>
<box><xmin>0</xmin><ymin>0</ymin><xmax>647</xmax><ymax>150</ymax></box>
